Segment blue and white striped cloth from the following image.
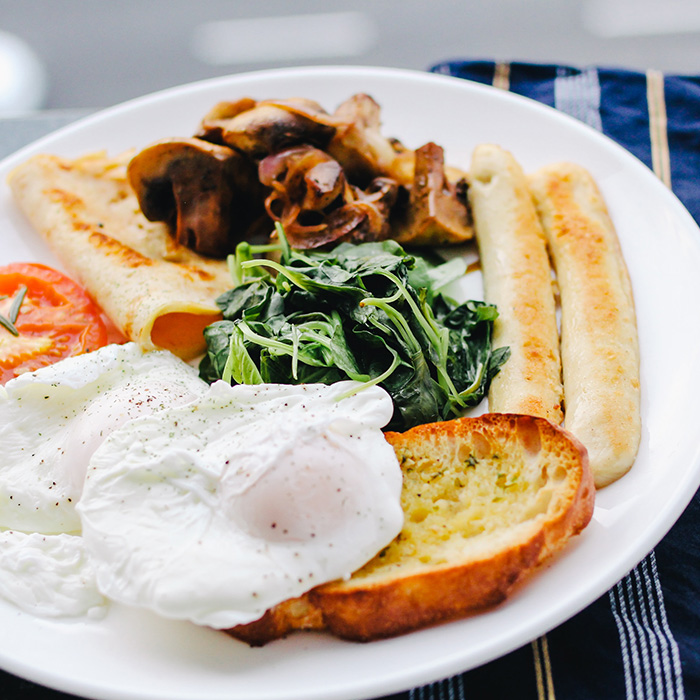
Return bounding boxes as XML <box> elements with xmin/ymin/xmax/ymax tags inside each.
<box><xmin>386</xmin><ymin>60</ymin><xmax>700</xmax><ymax>700</ymax></box>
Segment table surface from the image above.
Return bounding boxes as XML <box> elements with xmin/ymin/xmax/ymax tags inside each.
<box><xmin>0</xmin><ymin>111</ymin><xmax>91</xmax><ymax>160</ymax></box>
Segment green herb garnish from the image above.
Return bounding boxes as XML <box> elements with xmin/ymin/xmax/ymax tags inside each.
<box><xmin>9</xmin><ymin>285</ymin><xmax>27</xmax><ymax>323</ymax></box>
<box><xmin>0</xmin><ymin>285</ymin><xmax>27</xmax><ymax>336</ymax></box>
<box><xmin>0</xmin><ymin>315</ymin><xmax>18</xmax><ymax>336</ymax></box>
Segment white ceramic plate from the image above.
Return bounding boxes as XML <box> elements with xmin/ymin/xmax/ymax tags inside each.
<box><xmin>1</xmin><ymin>65</ymin><xmax>700</xmax><ymax>700</ymax></box>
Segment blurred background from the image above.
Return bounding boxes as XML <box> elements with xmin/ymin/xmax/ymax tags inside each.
<box><xmin>1</xmin><ymin>0</ymin><xmax>700</xmax><ymax>114</ymax></box>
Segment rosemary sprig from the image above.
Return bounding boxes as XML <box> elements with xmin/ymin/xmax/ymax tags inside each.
<box><xmin>0</xmin><ymin>314</ymin><xmax>19</xmax><ymax>336</ymax></box>
<box><xmin>9</xmin><ymin>285</ymin><xmax>27</xmax><ymax>323</ymax></box>
<box><xmin>0</xmin><ymin>285</ymin><xmax>27</xmax><ymax>336</ymax></box>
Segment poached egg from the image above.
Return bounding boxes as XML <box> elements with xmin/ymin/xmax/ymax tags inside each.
<box><xmin>78</xmin><ymin>380</ymin><xmax>403</xmax><ymax>628</ymax></box>
<box><xmin>0</xmin><ymin>342</ymin><xmax>208</xmax><ymax>534</ymax></box>
<box><xmin>0</xmin><ymin>344</ymin><xmax>404</xmax><ymax>628</ymax></box>
<box><xmin>0</xmin><ymin>530</ymin><xmax>105</xmax><ymax>618</ymax></box>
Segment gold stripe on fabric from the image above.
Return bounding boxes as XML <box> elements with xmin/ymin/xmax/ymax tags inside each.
<box><xmin>541</xmin><ymin>634</ymin><xmax>556</xmax><ymax>698</ymax></box>
<box><xmin>531</xmin><ymin>635</ymin><xmax>556</xmax><ymax>700</ymax></box>
<box><xmin>493</xmin><ymin>61</ymin><xmax>511</xmax><ymax>91</ymax></box>
<box><xmin>646</xmin><ymin>69</ymin><xmax>672</xmax><ymax>188</ymax></box>
<box><xmin>532</xmin><ymin>637</ymin><xmax>545</xmax><ymax>700</ymax></box>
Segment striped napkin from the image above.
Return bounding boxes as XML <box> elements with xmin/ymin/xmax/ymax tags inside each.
<box><xmin>385</xmin><ymin>60</ymin><xmax>700</xmax><ymax>700</ymax></box>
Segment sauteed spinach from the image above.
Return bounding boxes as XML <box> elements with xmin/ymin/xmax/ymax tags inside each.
<box><xmin>199</xmin><ymin>225</ymin><xmax>509</xmax><ymax>430</ymax></box>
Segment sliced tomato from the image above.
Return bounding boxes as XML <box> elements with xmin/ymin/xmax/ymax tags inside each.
<box><xmin>0</xmin><ymin>263</ymin><xmax>109</xmax><ymax>384</ymax></box>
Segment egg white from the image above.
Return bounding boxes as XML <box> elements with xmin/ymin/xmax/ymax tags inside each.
<box><xmin>0</xmin><ymin>342</ymin><xmax>208</xmax><ymax>534</ymax></box>
<box><xmin>77</xmin><ymin>381</ymin><xmax>404</xmax><ymax>629</ymax></box>
<box><xmin>0</xmin><ymin>530</ymin><xmax>106</xmax><ymax>618</ymax></box>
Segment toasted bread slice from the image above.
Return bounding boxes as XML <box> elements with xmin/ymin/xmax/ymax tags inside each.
<box><xmin>228</xmin><ymin>413</ymin><xmax>594</xmax><ymax>645</ymax></box>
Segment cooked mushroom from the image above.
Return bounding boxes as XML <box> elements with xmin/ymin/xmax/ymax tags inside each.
<box><xmin>259</xmin><ymin>145</ymin><xmax>347</xmax><ymax>215</ymax></box>
<box><xmin>328</xmin><ymin>93</ymin><xmax>415</xmax><ymax>186</ymax></box>
<box><xmin>258</xmin><ymin>145</ymin><xmax>398</xmax><ymax>249</ymax></box>
<box><xmin>258</xmin><ymin>145</ymin><xmax>349</xmax><ymax>245</ymax></box>
<box><xmin>197</xmin><ymin>97</ymin><xmax>258</xmax><ymax>123</ymax></box>
<box><xmin>322</xmin><ymin>177</ymin><xmax>399</xmax><ymax>246</ymax></box>
<box><xmin>196</xmin><ymin>97</ymin><xmax>338</xmax><ymax>159</ymax></box>
<box><xmin>392</xmin><ymin>142</ymin><xmax>473</xmax><ymax>246</ymax></box>
<box><xmin>127</xmin><ymin>137</ymin><xmax>264</xmax><ymax>258</ymax></box>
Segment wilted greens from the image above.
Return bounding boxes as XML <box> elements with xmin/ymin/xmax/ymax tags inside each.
<box><xmin>199</xmin><ymin>226</ymin><xmax>509</xmax><ymax>431</ymax></box>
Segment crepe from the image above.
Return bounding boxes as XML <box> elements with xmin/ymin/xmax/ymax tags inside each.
<box><xmin>7</xmin><ymin>151</ymin><xmax>233</xmax><ymax>360</ymax></box>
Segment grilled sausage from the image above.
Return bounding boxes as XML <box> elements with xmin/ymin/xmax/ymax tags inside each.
<box><xmin>468</xmin><ymin>144</ymin><xmax>564</xmax><ymax>424</ymax></box>
<box><xmin>529</xmin><ymin>162</ymin><xmax>640</xmax><ymax>487</ymax></box>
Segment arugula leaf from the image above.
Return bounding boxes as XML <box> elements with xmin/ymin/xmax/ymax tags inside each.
<box><xmin>222</xmin><ymin>324</ymin><xmax>264</xmax><ymax>385</ymax></box>
<box><xmin>200</xmin><ymin>231</ymin><xmax>508</xmax><ymax>430</ymax></box>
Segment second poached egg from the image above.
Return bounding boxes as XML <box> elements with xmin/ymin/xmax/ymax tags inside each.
<box><xmin>78</xmin><ymin>380</ymin><xmax>403</xmax><ymax>628</ymax></box>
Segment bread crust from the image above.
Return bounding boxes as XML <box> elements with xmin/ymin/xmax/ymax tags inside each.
<box><xmin>528</xmin><ymin>163</ymin><xmax>641</xmax><ymax>487</ymax></box>
<box><xmin>229</xmin><ymin>413</ymin><xmax>594</xmax><ymax>645</ymax></box>
<box><xmin>468</xmin><ymin>144</ymin><xmax>563</xmax><ymax>423</ymax></box>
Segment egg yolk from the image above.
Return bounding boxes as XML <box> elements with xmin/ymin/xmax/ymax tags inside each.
<box><xmin>230</xmin><ymin>433</ymin><xmax>368</xmax><ymax>544</ymax></box>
